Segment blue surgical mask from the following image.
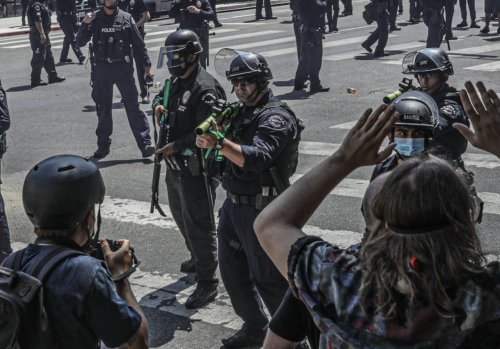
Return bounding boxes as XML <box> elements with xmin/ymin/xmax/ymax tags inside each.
<box><xmin>394</xmin><ymin>138</ymin><xmax>426</xmax><ymax>157</ymax></box>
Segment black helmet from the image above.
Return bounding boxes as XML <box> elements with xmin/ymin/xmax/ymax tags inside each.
<box><xmin>402</xmin><ymin>48</ymin><xmax>454</xmax><ymax>76</ymax></box>
<box><xmin>23</xmin><ymin>155</ymin><xmax>105</xmax><ymax>230</ymax></box>
<box><xmin>392</xmin><ymin>91</ymin><xmax>439</xmax><ymax>134</ymax></box>
<box><xmin>214</xmin><ymin>49</ymin><xmax>272</xmax><ymax>81</ymax></box>
<box><xmin>157</xmin><ymin>29</ymin><xmax>203</xmax><ymax>76</ymax></box>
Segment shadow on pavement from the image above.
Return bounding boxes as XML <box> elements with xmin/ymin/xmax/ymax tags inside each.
<box><xmin>82</xmin><ymin>102</ymin><xmax>123</xmax><ymax>112</ymax></box>
<box><xmin>6</xmin><ymin>85</ymin><xmax>33</xmax><ymax>92</ymax></box>
<box><xmin>90</xmin><ymin>158</ymin><xmax>153</xmax><ymax>168</ymax></box>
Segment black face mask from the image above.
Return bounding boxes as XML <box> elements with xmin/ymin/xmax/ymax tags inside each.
<box><xmin>168</xmin><ymin>64</ymin><xmax>188</xmax><ymax>77</ymax></box>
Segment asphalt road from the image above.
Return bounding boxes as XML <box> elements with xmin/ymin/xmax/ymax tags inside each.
<box><xmin>1</xmin><ymin>2</ymin><xmax>500</xmax><ymax>348</ymax></box>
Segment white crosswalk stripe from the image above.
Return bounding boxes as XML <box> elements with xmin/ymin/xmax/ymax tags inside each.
<box><xmin>3</xmin><ymin>24</ymin><xmax>500</xmax><ymax>71</ymax></box>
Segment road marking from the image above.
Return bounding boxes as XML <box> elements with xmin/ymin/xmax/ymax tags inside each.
<box><xmin>209</xmin><ymin>35</ymin><xmax>295</xmax><ymax>54</ymax></box>
<box><xmin>143</xmin><ymin>28</ymin><xmax>238</xmax><ymax>45</ymax></box>
<box><xmin>329</xmin><ymin>120</ymin><xmax>357</xmax><ymax>129</ymax></box>
<box><xmin>324</xmin><ymin>40</ymin><xmax>425</xmax><ymax>61</ymax></box>
<box><xmin>147</xmin><ymin>30</ymin><xmax>282</xmax><ymax>52</ymax></box>
<box><xmin>450</xmin><ymin>43</ymin><xmax>500</xmax><ymax>55</ymax></box>
<box><xmin>464</xmin><ymin>61</ymin><xmax>500</xmax><ymax>72</ymax></box>
<box><xmin>4</xmin><ymin>37</ymin><xmax>65</xmax><ymax>49</ymax></box>
<box><xmin>299</xmin><ymin>141</ymin><xmax>500</xmax><ymax>169</ymax></box>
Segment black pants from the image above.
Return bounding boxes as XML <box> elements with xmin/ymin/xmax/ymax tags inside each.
<box><xmin>209</xmin><ymin>0</ymin><xmax>219</xmax><ymax>22</ymax></box>
<box><xmin>256</xmin><ymin>0</ymin><xmax>272</xmax><ymax>18</ymax></box>
<box><xmin>134</xmin><ymin>28</ymin><xmax>147</xmax><ymax>98</ymax></box>
<box><xmin>409</xmin><ymin>0</ymin><xmax>422</xmax><ymax>20</ymax></box>
<box><xmin>326</xmin><ymin>0</ymin><xmax>340</xmax><ymax>28</ymax></box>
<box><xmin>218</xmin><ymin>199</ymin><xmax>288</xmax><ymax>331</ymax></box>
<box><xmin>166</xmin><ymin>168</ymin><xmax>218</xmax><ymax>283</ymax></box>
<box><xmin>59</xmin><ymin>14</ymin><xmax>84</xmax><ymax>61</ymax></box>
<box><xmin>91</xmin><ymin>62</ymin><xmax>151</xmax><ymax>150</ymax></box>
<box><xmin>444</xmin><ymin>0</ymin><xmax>455</xmax><ymax>38</ymax></box>
<box><xmin>423</xmin><ymin>6</ymin><xmax>443</xmax><ymax>47</ymax></box>
<box><xmin>294</xmin><ymin>25</ymin><xmax>323</xmax><ymax>88</ymax></box>
<box><xmin>340</xmin><ymin>0</ymin><xmax>352</xmax><ymax>13</ymax></box>
<box><xmin>30</xmin><ymin>34</ymin><xmax>57</xmax><ymax>83</ymax></box>
<box><xmin>389</xmin><ymin>0</ymin><xmax>399</xmax><ymax>27</ymax></box>
<box><xmin>459</xmin><ymin>0</ymin><xmax>476</xmax><ymax>21</ymax></box>
<box><xmin>21</xmin><ymin>3</ymin><xmax>28</xmax><ymax>24</ymax></box>
<box><xmin>364</xmin><ymin>3</ymin><xmax>389</xmax><ymax>54</ymax></box>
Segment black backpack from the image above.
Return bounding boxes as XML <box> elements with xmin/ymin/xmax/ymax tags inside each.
<box><xmin>0</xmin><ymin>245</ymin><xmax>84</xmax><ymax>349</ymax></box>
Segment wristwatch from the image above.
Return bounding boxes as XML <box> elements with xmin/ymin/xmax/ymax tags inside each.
<box><xmin>215</xmin><ymin>137</ymin><xmax>225</xmax><ymax>150</ymax></box>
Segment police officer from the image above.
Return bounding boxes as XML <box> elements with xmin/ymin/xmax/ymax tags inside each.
<box><xmin>117</xmin><ymin>0</ymin><xmax>151</xmax><ymax>103</ymax></box>
<box><xmin>402</xmin><ymin>48</ymin><xmax>469</xmax><ymax>161</ymax></box>
<box><xmin>422</xmin><ymin>0</ymin><xmax>445</xmax><ymax>47</ymax></box>
<box><xmin>169</xmin><ymin>0</ymin><xmax>214</xmax><ymax>68</ymax></box>
<box><xmin>197</xmin><ymin>50</ymin><xmax>300</xmax><ymax>348</ymax></box>
<box><xmin>76</xmin><ymin>0</ymin><xmax>155</xmax><ymax>159</ymax></box>
<box><xmin>361</xmin><ymin>0</ymin><xmax>389</xmax><ymax>57</ymax></box>
<box><xmin>208</xmin><ymin>0</ymin><xmax>222</xmax><ymax>27</ymax></box>
<box><xmin>152</xmin><ymin>30</ymin><xmax>225</xmax><ymax>309</ymax></box>
<box><xmin>255</xmin><ymin>0</ymin><xmax>276</xmax><ymax>20</ymax></box>
<box><xmin>28</xmin><ymin>0</ymin><xmax>65</xmax><ymax>87</ymax></box>
<box><xmin>56</xmin><ymin>0</ymin><xmax>86</xmax><ymax>64</ymax></box>
<box><xmin>294</xmin><ymin>0</ymin><xmax>330</xmax><ymax>93</ymax></box>
<box><xmin>325</xmin><ymin>0</ymin><xmax>340</xmax><ymax>33</ymax></box>
<box><xmin>290</xmin><ymin>0</ymin><xmax>301</xmax><ymax>60</ymax></box>
<box><xmin>0</xmin><ymin>80</ymin><xmax>11</xmax><ymax>264</ymax></box>
<box><xmin>389</xmin><ymin>0</ymin><xmax>402</xmax><ymax>31</ymax></box>
<box><xmin>457</xmin><ymin>0</ymin><xmax>478</xmax><ymax>28</ymax></box>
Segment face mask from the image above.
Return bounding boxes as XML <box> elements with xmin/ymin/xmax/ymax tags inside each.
<box><xmin>394</xmin><ymin>137</ymin><xmax>426</xmax><ymax>157</ymax></box>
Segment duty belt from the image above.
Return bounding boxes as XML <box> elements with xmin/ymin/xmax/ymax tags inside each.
<box><xmin>57</xmin><ymin>10</ymin><xmax>76</xmax><ymax>15</ymax></box>
<box><xmin>97</xmin><ymin>56</ymin><xmax>131</xmax><ymax>64</ymax></box>
<box><xmin>227</xmin><ymin>190</ymin><xmax>278</xmax><ymax>210</ymax></box>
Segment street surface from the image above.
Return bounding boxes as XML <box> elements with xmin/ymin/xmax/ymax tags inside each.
<box><xmin>1</xmin><ymin>1</ymin><xmax>500</xmax><ymax>347</ymax></box>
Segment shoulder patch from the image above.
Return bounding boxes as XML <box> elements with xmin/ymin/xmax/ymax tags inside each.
<box><xmin>440</xmin><ymin>104</ymin><xmax>461</xmax><ymax>119</ymax></box>
<box><xmin>201</xmin><ymin>91</ymin><xmax>216</xmax><ymax>105</ymax></box>
<box><xmin>267</xmin><ymin>114</ymin><xmax>287</xmax><ymax>128</ymax></box>
<box><xmin>34</xmin><ymin>5</ymin><xmax>40</xmax><ymax>10</ymax></box>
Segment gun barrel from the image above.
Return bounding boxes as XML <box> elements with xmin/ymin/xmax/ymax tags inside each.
<box><xmin>195</xmin><ymin>115</ymin><xmax>216</xmax><ymax>135</ymax></box>
<box><xmin>383</xmin><ymin>90</ymin><xmax>403</xmax><ymax>104</ymax></box>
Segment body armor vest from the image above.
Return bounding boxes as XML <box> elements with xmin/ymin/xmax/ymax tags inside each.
<box><xmin>94</xmin><ymin>11</ymin><xmax>132</xmax><ymax>63</ymax></box>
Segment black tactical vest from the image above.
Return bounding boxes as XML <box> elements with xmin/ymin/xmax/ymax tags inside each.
<box><xmin>94</xmin><ymin>11</ymin><xmax>132</xmax><ymax>63</ymax></box>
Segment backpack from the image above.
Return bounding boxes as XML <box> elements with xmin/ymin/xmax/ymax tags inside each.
<box><xmin>0</xmin><ymin>245</ymin><xmax>84</xmax><ymax>349</ymax></box>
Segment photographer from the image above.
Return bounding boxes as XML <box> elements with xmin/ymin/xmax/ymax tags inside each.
<box><xmin>2</xmin><ymin>155</ymin><xmax>148</xmax><ymax>349</ymax></box>
<box><xmin>254</xmin><ymin>82</ymin><xmax>500</xmax><ymax>348</ymax></box>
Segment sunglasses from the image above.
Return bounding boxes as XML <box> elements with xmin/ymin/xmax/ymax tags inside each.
<box><xmin>417</xmin><ymin>72</ymin><xmax>436</xmax><ymax>79</ymax></box>
<box><xmin>230</xmin><ymin>78</ymin><xmax>256</xmax><ymax>88</ymax></box>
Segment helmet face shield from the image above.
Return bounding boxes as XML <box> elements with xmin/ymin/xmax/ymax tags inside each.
<box><xmin>157</xmin><ymin>45</ymin><xmax>185</xmax><ymax>70</ymax></box>
<box><xmin>214</xmin><ymin>48</ymin><xmax>272</xmax><ymax>80</ymax></box>
<box><xmin>402</xmin><ymin>49</ymin><xmax>454</xmax><ymax>75</ymax></box>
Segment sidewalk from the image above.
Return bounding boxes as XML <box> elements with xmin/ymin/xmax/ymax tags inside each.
<box><xmin>0</xmin><ymin>0</ymin><xmax>289</xmax><ymax>37</ymax></box>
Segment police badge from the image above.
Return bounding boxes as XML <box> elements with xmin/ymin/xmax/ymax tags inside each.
<box><xmin>182</xmin><ymin>90</ymin><xmax>191</xmax><ymax>105</ymax></box>
<box><xmin>196</xmin><ymin>0</ymin><xmax>201</xmax><ymax>7</ymax></box>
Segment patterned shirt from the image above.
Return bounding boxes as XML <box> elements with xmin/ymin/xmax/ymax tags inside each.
<box><xmin>288</xmin><ymin>237</ymin><xmax>500</xmax><ymax>348</ymax></box>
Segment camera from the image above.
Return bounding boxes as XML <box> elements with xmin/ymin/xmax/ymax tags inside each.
<box><xmin>89</xmin><ymin>239</ymin><xmax>123</xmax><ymax>261</ymax></box>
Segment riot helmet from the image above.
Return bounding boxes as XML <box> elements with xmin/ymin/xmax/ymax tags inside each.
<box><xmin>157</xmin><ymin>29</ymin><xmax>203</xmax><ymax>77</ymax></box>
<box><xmin>402</xmin><ymin>48</ymin><xmax>454</xmax><ymax>76</ymax></box>
<box><xmin>23</xmin><ymin>155</ymin><xmax>105</xmax><ymax>230</ymax></box>
<box><xmin>215</xmin><ymin>49</ymin><xmax>273</xmax><ymax>82</ymax></box>
<box><xmin>391</xmin><ymin>91</ymin><xmax>439</xmax><ymax>158</ymax></box>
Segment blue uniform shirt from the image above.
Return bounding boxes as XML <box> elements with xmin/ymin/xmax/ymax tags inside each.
<box><xmin>16</xmin><ymin>240</ymin><xmax>142</xmax><ymax>349</ymax></box>
<box><xmin>223</xmin><ymin>90</ymin><xmax>297</xmax><ymax>195</ymax></box>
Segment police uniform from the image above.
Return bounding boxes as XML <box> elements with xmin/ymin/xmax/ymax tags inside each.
<box><xmin>27</xmin><ymin>0</ymin><xmax>61</xmax><ymax>85</ymax></box>
<box><xmin>409</xmin><ymin>0</ymin><xmax>422</xmax><ymax>22</ymax></box>
<box><xmin>169</xmin><ymin>0</ymin><xmax>214</xmax><ymax>68</ymax></box>
<box><xmin>76</xmin><ymin>8</ymin><xmax>153</xmax><ymax>156</ymax></box>
<box><xmin>290</xmin><ymin>0</ymin><xmax>301</xmax><ymax>61</ymax></box>
<box><xmin>0</xmin><ymin>81</ymin><xmax>11</xmax><ymax>261</ymax></box>
<box><xmin>422</xmin><ymin>0</ymin><xmax>445</xmax><ymax>47</ymax></box>
<box><xmin>217</xmin><ymin>90</ymin><xmax>298</xmax><ymax>336</ymax></box>
<box><xmin>362</xmin><ymin>0</ymin><xmax>389</xmax><ymax>57</ymax></box>
<box><xmin>340</xmin><ymin>0</ymin><xmax>353</xmax><ymax>14</ymax></box>
<box><xmin>326</xmin><ymin>0</ymin><xmax>340</xmax><ymax>32</ymax></box>
<box><xmin>152</xmin><ymin>66</ymin><xmax>225</xmax><ymax>287</ymax></box>
<box><xmin>444</xmin><ymin>0</ymin><xmax>456</xmax><ymax>39</ymax></box>
<box><xmin>56</xmin><ymin>0</ymin><xmax>85</xmax><ymax>63</ymax></box>
<box><xmin>294</xmin><ymin>0</ymin><xmax>328</xmax><ymax>92</ymax></box>
<box><xmin>118</xmin><ymin>0</ymin><xmax>149</xmax><ymax>100</ymax></box>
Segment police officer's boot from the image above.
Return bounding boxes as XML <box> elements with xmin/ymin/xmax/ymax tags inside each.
<box><xmin>93</xmin><ymin>146</ymin><xmax>110</xmax><ymax>159</ymax></box>
<box><xmin>456</xmin><ymin>20</ymin><xmax>468</xmax><ymax>28</ymax></box>
<box><xmin>185</xmin><ymin>282</ymin><xmax>218</xmax><ymax>309</ymax></box>
<box><xmin>222</xmin><ymin>325</ymin><xmax>266</xmax><ymax>348</ymax></box>
<box><xmin>470</xmin><ymin>21</ymin><xmax>479</xmax><ymax>28</ymax></box>
<box><xmin>180</xmin><ymin>257</ymin><xmax>196</xmax><ymax>273</ymax></box>
<box><xmin>31</xmin><ymin>80</ymin><xmax>48</xmax><ymax>88</ymax></box>
<box><xmin>48</xmin><ymin>74</ymin><xmax>66</xmax><ymax>84</ymax></box>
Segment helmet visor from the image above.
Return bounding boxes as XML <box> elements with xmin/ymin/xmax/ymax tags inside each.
<box><xmin>156</xmin><ymin>45</ymin><xmax>186</xmax><ymax>70</ymax></box>
<box><xmin>402</xmin><ymin>51</ymin><xmax>440</xmax><ymax>74</ymax></box>
<box><xmin>214</xmin><ymin>48</ymin><xmax>262</xmax><ymax>79</ymax></box>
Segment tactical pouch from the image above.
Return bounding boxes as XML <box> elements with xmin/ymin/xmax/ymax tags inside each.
<box><xmin>363</xmin><ymin>2</ymin><xmax>374</xmax><ymax>24</ymax></box>
<box><xmin>187</xmin><ymin>152</ymin><xmax>201</xmax><ymax>176</ymax></box>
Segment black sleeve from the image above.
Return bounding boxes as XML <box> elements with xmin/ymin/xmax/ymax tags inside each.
<box><xmin>269</xmin><ymin>289</ymin><xmax>320</xmax><ymax>348</ymax></box>
<box><xmin>169</xmin><ymin>1</ymin><xmax>181</xmax><ymax>18</ymax></box>
<box><xmin>199</xmin><ymin>0</ymin><xmax>214</xmax><ymax>21</ymax></box>
<box><xmin>129</xmin><ymin>16</ymin><xmax>151</xmax><ymax>67</ymax></box>
<box><xmin>0</xmin><ymin>82</ymin><xmax>10</xmax><ymax>133</ymax></box>
<box><xmin>76</xmin><ymin>21</ymin><xmax>93</xmax><ymax>47</ymax></box>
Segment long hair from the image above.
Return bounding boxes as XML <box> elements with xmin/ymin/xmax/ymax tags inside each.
<box><xmin>360</xmin><ymin>155</ymin><xmax>485</xmax><ymax>320</ymax></box>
